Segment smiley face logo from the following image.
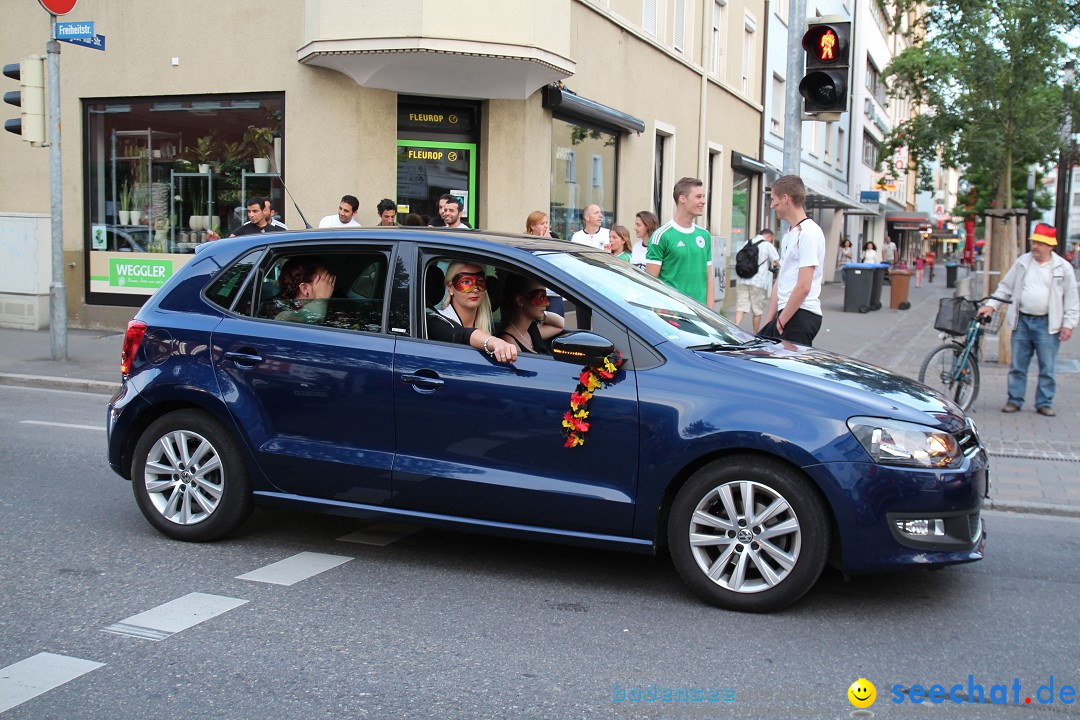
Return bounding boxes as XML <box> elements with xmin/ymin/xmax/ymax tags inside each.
<box><xmin>847</xmin><ymin>678</ymin><xmax>876</xmax><ymax>709</ymax></box>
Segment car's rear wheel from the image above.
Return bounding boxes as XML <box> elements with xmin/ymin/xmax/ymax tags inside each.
<box><xmin>667</xmin><ymin>457</ymin><xmax>829</xmax><ymax>612</ymax></box>
<box><xmin>131</xmin><ymin>409</ymin><xmax>252</xmax><ymax>541</ymax></box>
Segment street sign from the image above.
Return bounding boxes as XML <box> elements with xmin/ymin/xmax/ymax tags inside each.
<box><xmin>58</xmin><ymin>34</ymin><xmax>105</xmax><ymax>51</ymax></box>
<box><xmin>55</xmin><ymin>21</ymin><xmax>94</xmax><ymax>39</ymax></box>
<box><xmin>38</xmin><ymin>0</ymin><xmax>78</xmax><ymax>15</ymax></box>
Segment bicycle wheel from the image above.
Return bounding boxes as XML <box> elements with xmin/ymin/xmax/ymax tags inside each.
<box><xmin>918</xmin><ymin>342</ymin><xmax>980</xmax><ymax>411</ymax></box>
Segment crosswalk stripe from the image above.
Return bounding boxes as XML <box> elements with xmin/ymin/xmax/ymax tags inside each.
<box><xmin>0</xmin><ymin>653</ymin><xmax>104</xmax><ymax>713</ymax></box>
<box><xmin>337</xmin><ymin>522</ymin><xmax>421</xmax><ymax>546</ymax></box>
<box><xmin>102</xmin><ymin>592</ymin><xmax>248</xmax><ymax>641</ymax></box>
<box><xmin>235</xmin><ymin>551</ymin><xmax>353</xmax><ymax>586</ymax></box>
<box><xmin>19</xmin><ymin>420</ymin><xmax>104</xmax><ymax>431</ymax></box>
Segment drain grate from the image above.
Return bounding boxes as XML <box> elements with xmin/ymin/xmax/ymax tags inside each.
<box><xmin>988</xmin><ymin>450</ymin><xmax>1080</xmax><ymax>463</ymax></box>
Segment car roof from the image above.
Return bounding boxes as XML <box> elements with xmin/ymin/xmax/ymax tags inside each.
<box><xmin>200</xmin><ymin>227</ymin><xmax>600</xmax><ymax>261</ymax></box>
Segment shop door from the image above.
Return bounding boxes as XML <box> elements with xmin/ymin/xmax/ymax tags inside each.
<box><xmin>396</xmin><ymin>140</ymin><xmax>477</xmax><ymax>225</ymax></box>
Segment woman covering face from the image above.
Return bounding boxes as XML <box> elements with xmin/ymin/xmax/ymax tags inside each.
<box><xmin>426</xmin><ymin>260</ymin><xmax>519</xmax><ymax>364</ymax></box>
<box><xmin>498</xmin><ymin>275</ymin><xmax>565</xmax><ymax>355</ymax></box>
<box><xmin>272</xmin><ymin>256</ymin><xmax>336</xmax><ymax>324</ymax></box>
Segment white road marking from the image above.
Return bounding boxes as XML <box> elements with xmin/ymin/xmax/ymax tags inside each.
<box><xmin>19</xmin><ymin>420</ymin><xmax>104</xmax><ymax>432</ymax></box>
<box><xmin>337</xmin><ymin>522</ymin><xmax>421</xmax><ymax>546</ymax></box>
<box><xmin>0</xmin><ymin>652</ymin><xmax>104</xmax><ymax>713</ymax></box>
<box><xmin>101</xmin><ymin>592</ymin><xmax>248</xmax><ymax>641</ymax></box>
<box><xmin>236</xmin><ymin>551</ymin><xmax>353</xmax><ymax>586</ymax></box>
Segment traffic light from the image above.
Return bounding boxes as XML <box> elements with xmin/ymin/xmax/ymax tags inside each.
<box><xmin>3</xmin><ymin>56</ymin><xmax>45</xmax><ymax>144</ymax></box>
<box><xmin>798</xmin><ymin>19</ymin><xmax>851</xmax><ymax>115</ymax></box>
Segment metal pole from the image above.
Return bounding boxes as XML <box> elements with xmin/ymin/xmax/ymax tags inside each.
<box><xmin>47</xmin><ymin>16</ymin><xmax>66</xmax><ymax>360</ymax></box>
<box><xmin>1055</xmin><ymin>62</ymin><xmax>1074</xmax><ymax>252</ymax></box>
<box><xmin>1026</xmin><ymin>165</ymin><xmax>1035</xmax><ymax>254</ymax></box>
<box><xmin>782</xmin><ymin>0</ymin><xmax>806</xmax><ymax>176</ymax></box>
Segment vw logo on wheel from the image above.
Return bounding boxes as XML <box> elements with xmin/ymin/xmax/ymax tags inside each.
<box><xmin>737</xmin><ymin>528</ymin><xmax>754</xmax><ymax>543</ymax></box>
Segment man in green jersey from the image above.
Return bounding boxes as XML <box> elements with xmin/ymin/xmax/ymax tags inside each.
<box><xmin>645</xmin><ymin>177</ymin><xmax>714</xmax><ymax>307</ymax></box>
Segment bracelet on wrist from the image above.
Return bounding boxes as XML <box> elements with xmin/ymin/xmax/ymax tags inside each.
<box><xmin>482</xmin><ymin>336</ymin><xmax>495</xmax><ymax>356</ymax></box>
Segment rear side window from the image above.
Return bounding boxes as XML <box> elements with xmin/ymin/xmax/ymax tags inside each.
<box><xmin>204</xmin><ymin>250</ymin><xmax>262</xmax><ymax>312</ymax></box>
<box><xmin>250</xmin><ymin>249</ymin><xmax>391</xmax><ymax>334</ymax></box>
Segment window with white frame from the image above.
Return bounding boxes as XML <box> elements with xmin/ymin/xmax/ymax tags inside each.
<box><xmin>674</xmin><ymin>0</ymin><xmax>686</xmax><ymax>53</ymax></box>
<box><xmin>824</xmin><ymin>123</ymin><xmax>833</xmax><ymax>164</ymax></box>
<box><xmin>771</xmin><ymin>74</ymin><xmax>784</xmax><ymax>135</ymax></box>
<box><xmin>837</xmin><ymin>127</ymin><xmax>845</xmax><ymax>171</ymax></box>
<box><xmin>741</xmin><ymin>15</ymin><xmax>756</xmax><ymax>95</ymax></box>
<box><xmin>711</xmin><ymin>0</ymin><xmax>728</xmax><ymax>78</ymax></box>
<box><xmin>862</xmin><ymin>131</ymin><xmax>879</xmax><ymax>168</ymax></box>
<box><xmin>775</xmin><ymin>0</ymin><xmax>789</xmax><ymax>22</ymax></box>
<box><xmin>643</xmin><ymin>0</ymin><xmax>657</xmax><ymax>36</ymax></box>
<box><xmin>808</xmin><ymin>121</ymin><xmax>819</xmax><ymax>157</ymax></box>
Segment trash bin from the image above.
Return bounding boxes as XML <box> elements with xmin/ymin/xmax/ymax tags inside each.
<box><xmin>843</xmin><ymin>263</ymin><xmax>876</xmax><ymax>313</ymax></box>
<box><xmin>869</xmin><ymin>263</ymin><xmax>889</xmax><ymax>311</ymax></box>
<box><xmin>890</xmin><ymin>270</ymin><xmax>912</xmax><ymax>310</ymax></box>
<box><xmin>946</xmin><ymin>262</ymin><xmax>959</xmax><ymax>288</ymax></box>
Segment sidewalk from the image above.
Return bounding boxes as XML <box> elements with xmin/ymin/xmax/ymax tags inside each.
<box><xmin>0</xmin><ymin>269</ymin><xmax>1076</xmax><ymax>516</ymax></box>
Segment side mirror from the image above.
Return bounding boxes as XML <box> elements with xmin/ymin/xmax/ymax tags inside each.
<box><xmin>550</xmin><ymin>331</ymin><xmax>615</xmax><ymax>366</ymax></box>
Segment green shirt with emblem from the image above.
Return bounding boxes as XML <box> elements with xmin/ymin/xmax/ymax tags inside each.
<box><xmin>645</xmin><ymin>221</ymin><xmax>712</xmax><ymax>304</ymax></box>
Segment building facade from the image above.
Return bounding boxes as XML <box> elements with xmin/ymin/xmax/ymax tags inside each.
<box><xmin>0</xmin><ymin>0</ymin><xmax>765</xmax><ymax>329</ymax></box>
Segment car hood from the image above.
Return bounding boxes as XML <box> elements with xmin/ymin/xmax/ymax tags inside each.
<box><xmin>698</xmin><ymin>341</ymin><xmax>967</xmax><ymax>433</ymax></box>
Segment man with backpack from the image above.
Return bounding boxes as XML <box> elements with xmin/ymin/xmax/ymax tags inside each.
<box><xmin>734</xmin><ymin>229</ymin><xmax>778</xmax><ymax>331</ymax></box>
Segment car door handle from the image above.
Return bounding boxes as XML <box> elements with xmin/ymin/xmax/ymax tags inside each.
<box><xmin>400</xmin><ymin>373</ymin><xmax>444</xmax><ymax>388</ymax></box>
<box><xmin>223</xmin><ymin>350</ymin><xmax>264</xmax><ymax>367</ymax></box>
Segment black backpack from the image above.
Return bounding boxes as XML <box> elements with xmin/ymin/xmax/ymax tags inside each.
<box><xmin>735</xmin><ymin>239</ymin><xmax>765</xmax><ymax>279</ymax></box>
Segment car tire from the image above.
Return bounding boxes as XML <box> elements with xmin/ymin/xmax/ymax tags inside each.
<box><xmin>667</xmin><ymin>456</ymin><xmax>829</xmax><ymax>613</ymax></box>
<box><xmin>131</xmin><ymin>409</ymin><xmax>253</xmax><ymax>541</ymax></box>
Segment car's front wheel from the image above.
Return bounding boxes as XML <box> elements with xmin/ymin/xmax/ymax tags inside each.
<box><xmin>667</xmin><ymin>457</ymin><xmax>829</xmax><ymax>612</ymax></box>
<box><xmin>131</xmin><ymin>409</ymin><xmax>253</xmax><ymax>541</ymax></box>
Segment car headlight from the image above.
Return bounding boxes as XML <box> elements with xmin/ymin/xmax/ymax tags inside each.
<box><xmin>847</xmin><ymin>417</ymin><xmax>963</xmax><ymax>469</ymax></box>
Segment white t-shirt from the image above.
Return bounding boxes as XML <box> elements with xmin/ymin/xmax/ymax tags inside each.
<box><xmin>630</xmin><ymin>241</ymin><xmax>648</xmax><ymax>269</ymax></box>
<box><xmin>736</xmin><ymin>236</ymin><xmax>780</xmax><ymax>290</ymax></box>
<box><xmin>570</xmin><ymin>227</ymin><xmax>611</xmax><ymax>251</ymax></box>
<box><xmin>882</xmin><ymin>241</ymin><xmax>896</xmax><ymax>262</ymax></box>
<box><xmin>776</xmin><ymin>218</ymin><xmax>826</xmax><ymax>316</ymax></box>
<box><xmin>318</xmin><ymin>215</ymin><xmax>361</xmax><ymax>228</ymax></box>
<box><xmin>1018</xmin><ymin>259</ymin><xmax>1054</xmax><ymax>316</ymax></box>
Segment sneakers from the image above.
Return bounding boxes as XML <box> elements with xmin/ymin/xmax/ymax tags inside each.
<box><xmin>1001</xmin><ymin>404</ymin><xmax>1020</xmax><ymax>413</ymax></box>
<box><xmin>1037</xmin><ymin>407</ymin><xmax>1057</xmax><ymax>417</ymax></box>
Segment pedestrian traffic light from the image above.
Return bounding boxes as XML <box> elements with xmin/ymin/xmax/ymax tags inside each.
<box><xmin>3</xmin><ymin>56</ymin><xmax>45</xmax><ymax>145</ymax></box>
<box><xmin>798</xmin><ymin>19</ymin><xmax>851</xmax><ymax>115</ymax></box>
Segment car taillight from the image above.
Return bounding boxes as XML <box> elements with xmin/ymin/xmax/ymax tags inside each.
<box><xmin>121</xmin><ymin>320</ymin><xmax>148</xmax><ymax>376</ymax></box>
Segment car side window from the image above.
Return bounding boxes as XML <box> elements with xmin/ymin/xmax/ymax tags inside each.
<box><xmin>205</xmin><ymin>249</ymin><xmax>263</xmax><ymax>313</ymax></box>
<box><xmin>249</xmin><ymin>250</ymin><xmax>391</xmax><ymax>334</ymax></box>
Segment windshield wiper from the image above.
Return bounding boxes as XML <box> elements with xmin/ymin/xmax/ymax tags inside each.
<box><xmin>687</xmin><ymin>342</ymin><xmax>747</xmax><ymax>351</ymax></box>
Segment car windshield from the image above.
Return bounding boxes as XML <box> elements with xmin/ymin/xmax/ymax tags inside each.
<box><xmin>544</xmin><ymin>251</ymin><xmax>756</xmax><ymax>348</ymax></box>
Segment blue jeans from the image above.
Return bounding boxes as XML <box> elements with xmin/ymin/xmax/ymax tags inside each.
<box><xmin>1007</xmin><ymin>314</ymin><xmax>1061</xmax><ymax>409</ymax></box>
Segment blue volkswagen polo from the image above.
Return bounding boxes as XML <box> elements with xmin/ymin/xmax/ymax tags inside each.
<box><xmin>107</xmin><ymin>229</ymin><xmax>987</xmax><ymax>612</ymax></box>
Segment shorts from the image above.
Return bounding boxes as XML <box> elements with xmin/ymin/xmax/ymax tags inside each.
<box><xmin>735</xmin><ymin>283</ymin><xmax>768</xmax><ymax>316</ymax></box>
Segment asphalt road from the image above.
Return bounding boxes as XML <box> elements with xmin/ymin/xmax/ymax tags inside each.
<box><xmin>1</xmin><ymin>385</ymin><xmax>1077</xmax><ymax>719</ymax></box>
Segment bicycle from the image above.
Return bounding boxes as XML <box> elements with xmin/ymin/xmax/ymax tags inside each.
<box><xmin>917</xmin><ymin>295</ymin><xmax>1011</xmax><ymax>411</ymax></box>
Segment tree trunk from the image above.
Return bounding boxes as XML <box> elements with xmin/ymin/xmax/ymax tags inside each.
<box><xmin>994</xmin><ymin>163</ymin><xmax>1013</xmax><ymax>365</ymax></box>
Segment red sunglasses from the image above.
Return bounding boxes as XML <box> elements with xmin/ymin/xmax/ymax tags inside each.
<box><xmin>450</xmin><ymin>272</ymin><xmax>487</xmax><ymax>293</ymax></box>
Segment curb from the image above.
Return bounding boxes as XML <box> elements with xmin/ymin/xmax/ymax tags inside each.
<box><xmin>985</xmin><ymin>498</ymin><xmax>1080</xmax><ymax>519</ymax></box>
<box><xmin>0</xmin><ymin>372</ymin><xmax>118</xmax><ymax>396</ymax></box>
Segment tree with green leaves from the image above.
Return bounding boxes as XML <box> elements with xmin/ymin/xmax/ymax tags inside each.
<box><xmin>881</xmin><ymin>0</ymin><xmax>1078</xmax><ymax>277</ymax></box>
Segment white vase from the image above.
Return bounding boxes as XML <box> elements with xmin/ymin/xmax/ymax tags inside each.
<box><xmin>118</xmin><ymin>210</ymin><xmax>130</xmax><ymax>225</ymax></box>
<box><xmin>253</xmin><ymin>157</ymin><xmax>270</xmax><ymax>174</ymax></box>
<box><xmin>198</xmin><ymin>163</ymin><xmax>210</xmax><ymax>174</ymax></box>
<box><xmin>129</xmin><ymin>210</ymin><xmax>143</xmax><ymax>226</ymax></box>
<box><xmin>189</xmin><ymin>215</ymin><xmax>202</xmax><ymax>231</ymax></box>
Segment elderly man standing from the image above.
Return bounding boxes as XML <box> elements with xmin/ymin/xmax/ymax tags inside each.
<box><xmin>570</xmin><ymin>204</ymin><xmax>611</xmax><ymax>250</ymax></box>
<box><xmin>978</xmin><ymin>223</ymin><xmax>1079</xmax><ymax>416</ymax></box>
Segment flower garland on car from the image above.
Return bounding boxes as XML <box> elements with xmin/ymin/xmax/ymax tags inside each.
<box><xmin>562</xmin><ymin>350</ymin><xmax>624</xmax><ymax>448</ymax></box>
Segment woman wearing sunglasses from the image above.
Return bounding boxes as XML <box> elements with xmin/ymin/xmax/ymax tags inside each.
<box><xmin>498</xmin><ymin>275</ymin><xmax>565</xmax><ymax>355</ymax></box>
<box><xmin>427</xmin><ymin>261</ymin><xmax>519</xmax><ymax>364</ymax></box>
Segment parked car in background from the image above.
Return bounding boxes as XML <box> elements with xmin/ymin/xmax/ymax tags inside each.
<box><xmin>107</xmin><ymin>229</ymin><xmax>988</xmax><ymax>612</ymax></box>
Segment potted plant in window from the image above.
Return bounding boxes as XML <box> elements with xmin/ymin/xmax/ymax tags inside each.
<box><xmin>184</xmin><ymin>132</ymin><xmax>221</xmax><ymax>174</ymax></box>
<box><xmin>118</xmin><ymin>179</ymin><xmax>131</xmax><ymax>225</ymax></box>
<box><xmin>243</xmin><ymin>124</ymin><xmax>275</xmax><ymax>174</ymax></box>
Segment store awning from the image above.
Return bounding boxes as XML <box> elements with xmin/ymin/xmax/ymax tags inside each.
<box><xmin>802</xmin><ymin>182</ymin><xmax>864</xmax><ymax>212</ymax></box>
<box><xmin>731</xmin><ymin>151</ymin><xmax>768</xmax><ymax>175</ymax></box>
<box><xmin>885</xmin><ymin>211</ymin><xmax>932</xmax><ymax>230</ymax></box>
<box><xmin>541</xmin><ymin>85</ymin><xmax>645</xmax><ymax>134</ymax></box>
<box><xmin>298</xmin><ymin>37</ymin><xmax>575</xmax><ymax>101</ymax></box>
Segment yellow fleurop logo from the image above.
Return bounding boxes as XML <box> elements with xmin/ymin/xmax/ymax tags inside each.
<box><xmin>848</xmin><ymin>678</ymin><xmax>877</xmax><ymax>716</ymax></box>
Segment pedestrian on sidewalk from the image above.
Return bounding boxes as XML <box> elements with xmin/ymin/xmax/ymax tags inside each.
<box><xmin>760</xmin><ymin>175</ymin><xmax>825</xmax><ymax>346</ymax></box>
<box><xmin>977</xmin><ymin>223</ymin><xmax>1079</xmax><ymax>416</ymax></box>
<box><xmin>646</xmin><ymin>178</ymin><xmax>713</xmax><ymax>306</ymax></box>
<box><xmin>837</xmin><ymin>238</ymin><xmax>853</xmax><ymax>285</ymax></box>
<box><xmin>914</xmin><ymin>256</ymin><xmax>925</xmax><ymax>287</ymax></box>
<box><xmin>734</xmin><ymin>229</ymin><xmax>779</xmax><ymax>332</ymax></box>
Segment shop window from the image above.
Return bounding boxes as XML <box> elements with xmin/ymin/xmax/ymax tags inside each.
<box><xmin>711</xmin><ymin>0</ymin><xmax>728</xmax><ymax>78</ymax></box>
<box><xmin>550</xmin><ymin>117</ymin><xmax>617</xmax><ymax>240</ymax></box>
<box><xmin>84</xmin><ymin>93</ymin><xmax>284</xmax><ymax>305</ymax></box>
